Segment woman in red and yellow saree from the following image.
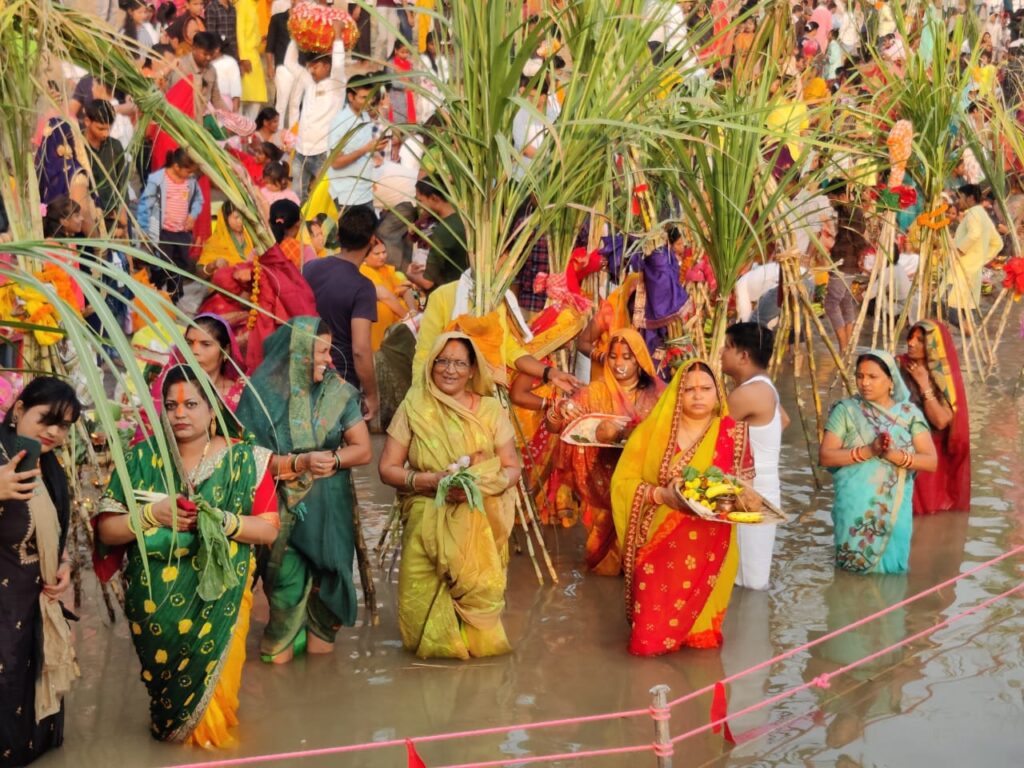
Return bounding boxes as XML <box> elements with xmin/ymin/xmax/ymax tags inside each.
<box><xmin>611</xmin><ymin>360</ymin><xmax>753</xmax><ymax>656</ymax></box>
<box><xmin>95</xmin><ymin>367</ymin><xmax>279</xmax><ymax>747</ymax></box>
<box><xmin>546</xmin><ymin>329</ymin><xmax>664</xmax><ymax>575</ymax></box>
<box><xmin>897</xmin><ymin>320</ymin><xmax>970</xmax><ymax>514</ymax></box>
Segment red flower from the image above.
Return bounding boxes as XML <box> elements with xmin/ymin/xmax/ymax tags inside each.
<box><xmin>1003</xmin><ymin>256</ymin><xmax>1024</xmax><ymax>298</ymax></box>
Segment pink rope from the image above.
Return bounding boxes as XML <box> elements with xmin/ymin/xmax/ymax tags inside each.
<box><xmin>667</xmin><ymin>543</ymin><xmax>1024</xmax><ymax>707</ymax></box>
<box><xmin>432</xmin><ymin>742</ymin><xmax>657</xmax><ymax>768</ymax></box>
<box><xmin>169</xmin><ymin>708</ymin><xmax>653</xmax><ymax>768</ymax></box>
<box><xmin>167</xmin><ymin>545</ymin><xmax>1023</xmax><ymax>768</ymax></box>
<box><xmin>668</xmin><ymin>581</ymin><xmax>1024</xmax><ymax>746</ymax></box>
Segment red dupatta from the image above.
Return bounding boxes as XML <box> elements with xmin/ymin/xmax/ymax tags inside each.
<box><xmin>389</xmin><ymin>54</ymin><xmax>417</xmax><ymax>124</ymax></box>
<box><xmin>150</xmin><ymin>75</ymin><xmax>212</xmax><ymax>257</ymax></box>
<box><xmin>898</xmin><ymin>320</ymin><xmax>971</xmax><ymax>513</ymax></box>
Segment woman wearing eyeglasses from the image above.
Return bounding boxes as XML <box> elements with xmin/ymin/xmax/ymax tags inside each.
<box><xmin>378</xmin><ymin>332</ymin><xmax>522</xmax><ymax>659</ymax></box>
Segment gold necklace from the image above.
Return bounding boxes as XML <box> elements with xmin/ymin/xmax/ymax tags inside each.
<box><xmin>677</xmin><ymin>417</ymin><xmax>711</xmax><ymax>449</ymax></box>
<box><xmin>185</xmin><ymin>436</ymin><xmax>213</xmax><ymax>484</ymax></box>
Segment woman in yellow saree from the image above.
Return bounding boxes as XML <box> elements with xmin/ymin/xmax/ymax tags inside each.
<box><xmin>359</xmin><ymin>240</ymin><xmax>413</xmax><ymax>352</ymax></box>
<box><xmin>378</xmin><ymin>332</ymin><xmax>522</xmax><ymax>659</ymax></box>
<box><xmin>612</xmin><ymin>359</ymin><xmax>754</xmax><ymax>656</ymax></box>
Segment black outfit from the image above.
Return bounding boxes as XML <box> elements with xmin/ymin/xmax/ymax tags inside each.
<box><xmin>266</xmin><ymin>10</ymin><xmax>291</xmax><ymax>67</ymax></box>
<box><xmin>0</xmin><ymin>427</ymin><xmax>71</xmax><ymax>767</ymax></box>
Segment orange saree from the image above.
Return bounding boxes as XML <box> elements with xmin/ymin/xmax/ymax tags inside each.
<box><xmin>550</xmin><ymin>329</ymin><xmax>663</xmax><ymax>575</ymax></box>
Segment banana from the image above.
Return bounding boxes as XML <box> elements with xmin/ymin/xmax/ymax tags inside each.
<box><xmin>705</xmin><ymin>483</ymin><xmax>739</xmax><ymax>499</ymax></box>
<box><xmin>727</xmin><ymin>511</ymin><xmax>763</xmax><ymax>524</ymax></box>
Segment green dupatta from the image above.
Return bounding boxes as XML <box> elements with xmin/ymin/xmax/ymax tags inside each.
<box><xmin>98</xmin><ymin>439</ymin><xmax>270</xmax><ymax>741</ymax></box>
<box><xmin>235</xmin><ymin>316</ymin><xmax>364</xmax><ymax>638</ymax></box>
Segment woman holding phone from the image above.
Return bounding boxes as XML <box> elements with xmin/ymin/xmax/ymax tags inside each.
<box><xmin>0</xmin><ymin>376</ymin><xmax>82</xmax><ymax>766</ymax></box>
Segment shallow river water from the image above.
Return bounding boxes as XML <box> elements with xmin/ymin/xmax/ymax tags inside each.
<box><xmin>35</xmin><ymin>321</ymin><xmax>1024</xmax><ymax>768</ymax></box>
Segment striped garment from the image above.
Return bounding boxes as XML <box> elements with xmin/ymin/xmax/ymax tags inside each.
<box><xmin>162</xmin><ymin>176</ymin><xmax>191</xmax><ymax>232</ymax></box>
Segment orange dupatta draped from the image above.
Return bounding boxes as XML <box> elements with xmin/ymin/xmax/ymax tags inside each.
<box><xmin>550</xmin><ymin>329</ymin><xmax>663</xmax><ymax>575</ymax></box>
<box><xmin>611</xmin><ymin>360</ymin><xmax>753</xmax><ymax>656</ymax></box>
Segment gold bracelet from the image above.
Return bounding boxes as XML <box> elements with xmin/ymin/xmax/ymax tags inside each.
<box><xmin>143</xmin><ymin>503</ymin><xmax>159</xmax><ymax>528</ymax></box>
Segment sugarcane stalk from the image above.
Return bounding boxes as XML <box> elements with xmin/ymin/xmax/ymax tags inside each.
<box><xmin>983</xmin><ymin>287</ymin><xmax>1008</xmax><ymax>328</ymax></box>
<box><xmin>985</xmin><ymin>295</ymin><xmax>1015</xmax><ymax>376</ymax></box>
<box><xmin>499</xmin><ymin>387</ymin><xmax>557</xmax><ymax>584</ymax></box>
<box><xmin>348</xmin><ymin>473</ymin><xmax>379</xmax><ymax>626</ymax></box>
<box><xmin>781</xmin><ymin>261</ymin><xmax>821</xmax><ymax>488</ymax></box>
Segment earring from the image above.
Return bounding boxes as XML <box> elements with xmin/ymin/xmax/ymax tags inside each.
<box><xmin>209</xmin><ymin>420</ymin><xmax>216</xmax><ymax>438</ymax></box>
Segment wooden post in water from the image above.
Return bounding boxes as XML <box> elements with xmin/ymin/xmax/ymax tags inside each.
<box><xmin>650</xmin><ymin>684</ymin><xmax>673</xmax><ymax>767</ymax></box>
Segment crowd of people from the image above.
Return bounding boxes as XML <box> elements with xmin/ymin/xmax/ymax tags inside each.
<box><xmin>0</xmin><ymin>0</ymin><xmax>1009</xmax><ymax>764</ymax></box>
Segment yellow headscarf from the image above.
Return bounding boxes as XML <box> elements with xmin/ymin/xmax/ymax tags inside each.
<box><xmin>610</xmin><ymin>358</ymin><xmax>726</xmax><ymax>550</ymax></box>
<box><xmin>400</xmin><ymin>332</ymin><xmax>501</xmax><ymax>474</ymax></box>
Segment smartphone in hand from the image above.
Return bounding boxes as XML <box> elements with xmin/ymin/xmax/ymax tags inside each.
<box><xmin>13</xmin><ymin>436</ymin><xmax>41</xmax><ymax>473</ymax></box>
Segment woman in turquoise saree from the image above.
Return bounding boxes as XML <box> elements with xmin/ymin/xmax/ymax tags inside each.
<box><xmin>235</xmin><ymin>317</ymin><xmax>372</xmax><ymax>663</ymax></box>
<box><xmin>819</xmin><ymin>350</ymin><xmax>937</xmax><ymax>574</ymax></box>
<box><xmin>94</xmin><ymin>366</ymin><xmax>280</xmax><ymax>748</ymax></box>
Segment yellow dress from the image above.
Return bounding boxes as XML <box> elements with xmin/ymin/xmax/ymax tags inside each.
<box><xmin>237</xmin><ymin>0</ymin><xmax>268</xmax><ymax>104</ymax></box>
<box><xmin>359</xmin><ymin>263</ymin><xmax>409</xmax><ymax>352</ymax></box>
<box><xmin>198</xmin><ymin>218</ymin><xmax>254</xmax><ymax>269</ymax></box>
<box><xmin>388</xmin><ymin>332</ymin><xmax>517</xmax><ymax>659</ymax></box>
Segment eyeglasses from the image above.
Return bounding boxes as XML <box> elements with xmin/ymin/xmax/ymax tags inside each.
<box><xmin>433</xmin><ymin>358</ymin><xmax>471</xmax><ymax>371</ymax></box>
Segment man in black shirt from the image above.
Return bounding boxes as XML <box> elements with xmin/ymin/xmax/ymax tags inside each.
<box><xmin>303</xmin><ymin>205</ymin><xmax>380</xmax><ymax>421</ymax></box>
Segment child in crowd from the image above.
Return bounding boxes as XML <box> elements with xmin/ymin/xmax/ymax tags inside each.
<box><xmin>136</xmin><ymin>148</ymin><xmax>204</xmax><ymax>301</ymax></box>
<box><xmin>260</xmin><ymin>161</ymin><xmax>301</xmax><ymax>207</ymax></box>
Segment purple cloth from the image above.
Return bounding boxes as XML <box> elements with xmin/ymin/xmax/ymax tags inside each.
<box><xmin>632</xmin><ymin>246</ymin><xmax>689</xmax><ymax>359</ymax></box>
<box><xmin>599</xmin><ymin>234</ymin><xmax>635</xmax><ymax>282</ymax></box>
<box><xmin>636</xmin><ymin>246</ymin><xmax>688</xmax><ymax>322</ymax></box>
<box><xmin>36</xmin><ymin>118</ymin><xmax>83</xmax><ymax>205</ymax></box>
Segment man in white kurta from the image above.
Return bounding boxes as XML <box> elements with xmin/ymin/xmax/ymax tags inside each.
<box><xmin>950</xmin><ymin>184</ymin><xmax>1002</xmax><ymax>313</ymax></box>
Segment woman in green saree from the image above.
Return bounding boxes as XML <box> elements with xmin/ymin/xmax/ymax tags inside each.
<box><xmin>819</xmin><ymin>350</ymin><xmax>937</xmax><ymax>574</ymax></box>
<box><xmin>235</xmin><ymin>316</ymin><xmax>372</xmax><ymax>663</ymax></box>
<box><xmin>378</xmin><ymin>332</ymin><xmax>522</xmax><ymax>659</ymax></box>
<box><xmin>95</xmin><ymin>366</ymin><xmax>279</xmax><ymax>748</ymax></box>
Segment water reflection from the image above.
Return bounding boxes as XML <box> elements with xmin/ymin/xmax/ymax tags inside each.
<box><xmin>34</xmin><ymin>329</ymin><xmax>1024</xmax><ymax>768</ymax></box>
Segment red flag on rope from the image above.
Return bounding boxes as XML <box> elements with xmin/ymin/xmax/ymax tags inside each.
<box><xmin>710</xmin><ymin>682</ymin><xmax>736</xmax><ymax>744</ymax></box>
<box><xmin>407</xmin><ymin>739</ymin><xmax>428</xmax><ymax>768</ymax></box>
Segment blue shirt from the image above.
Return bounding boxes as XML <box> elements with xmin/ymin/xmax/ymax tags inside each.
<box><xmin>327</xmin><ymin>104</ymin><xmax>375</xmax><ymax>207</ymax></box>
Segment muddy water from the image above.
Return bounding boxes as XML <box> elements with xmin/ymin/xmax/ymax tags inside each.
<box><xmin>37</xmin><ymin>327</ymin><xmax>1024</xmax><ymax>768</ymax></box>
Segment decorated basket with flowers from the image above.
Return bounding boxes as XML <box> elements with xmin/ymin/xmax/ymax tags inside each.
<box><xmin>287</xmin><ymin>2</ymin><xmax>359</xmax><ymax>54</ymax></box>
<box><xmin>669</xmin><ymin>466</ymin><xmax>787</xmax><ymax>526</ymax></box>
